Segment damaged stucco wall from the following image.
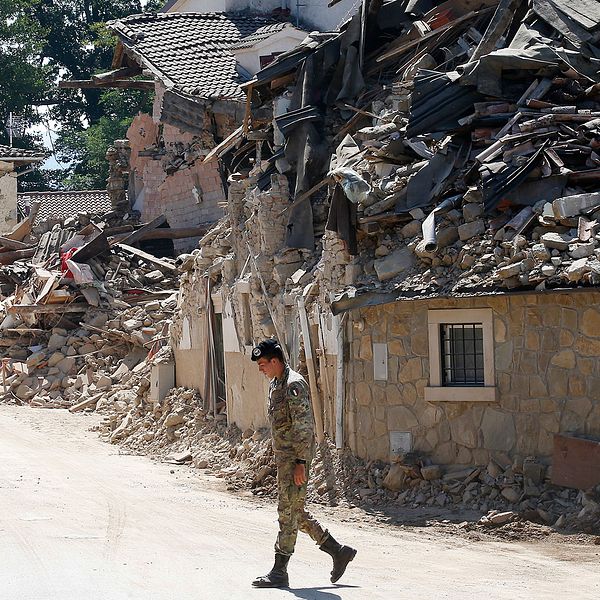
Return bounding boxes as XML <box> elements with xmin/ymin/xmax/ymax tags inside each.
<box><xmin>0</xmin><ymin>171</ymin><xmax>17</xmax><ymax>233</ymax></box>
<box><xmin>346</xmin><ymin>291</ymin><xmax>600</xmax><ymax>466</ymax></box>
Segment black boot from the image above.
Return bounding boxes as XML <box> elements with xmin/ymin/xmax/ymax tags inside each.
<box><xmin>252</xmin><ymin>553</ymin><xmax>290</xmax><ymax>588</ymax></box>
<box><xmin>319</xmin><ymin>534</ymin><xmax>357</xmax><ymax>583</ymax></box>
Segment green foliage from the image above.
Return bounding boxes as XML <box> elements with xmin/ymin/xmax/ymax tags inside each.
<box><xmin>56</xmin><ymin>87</ymin><xmax>154</xmax><ymax>190</ymax></box>
<box><xmin>0</xmin><ymin>0</ymin><xmax>159</xmax><ymax>190</ymax></box>
<box><xmin>0</xmin><ymin>1</ymin><xmax>49</xmax><ymax>133</ymax></box>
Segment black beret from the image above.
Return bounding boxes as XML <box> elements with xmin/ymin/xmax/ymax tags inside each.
<box><xmin>251</xmin><ymin>339</ymin><xmax>282</xmax><ymax>361</ymax></box>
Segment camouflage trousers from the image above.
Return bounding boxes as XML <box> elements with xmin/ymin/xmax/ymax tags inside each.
<box><xmin>274</xmin><ymin>458</ymin><xmax>329</xmax><ymax>556</ymax></box>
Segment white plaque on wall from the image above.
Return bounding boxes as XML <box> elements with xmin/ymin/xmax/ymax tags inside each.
<box><xmin>373</xmin><ymin>343</ymin><xmax>388</xmax><ymax>381</ymax></box>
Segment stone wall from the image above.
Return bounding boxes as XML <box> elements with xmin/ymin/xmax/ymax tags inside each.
<box><xmin>346</xmin><ymin>290</ymin><xmax>600</xmax><ymax>467</ymax></box>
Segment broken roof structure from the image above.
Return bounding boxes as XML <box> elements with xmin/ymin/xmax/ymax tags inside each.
<box><xmin>106</xmin><ymin>12</ymin><xmax>302</xmax><ymax>102</ymax></box>
<box><xmin>0</xmin><ymin>145</ymin><xmax>46</xmax><ymax>163</ymax></box>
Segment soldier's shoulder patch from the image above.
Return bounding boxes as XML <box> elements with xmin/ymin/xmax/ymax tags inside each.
<box><xmin>288</xmin><ymin>382</ymin><xmax>304</xmax><ymax>397</ymax></box>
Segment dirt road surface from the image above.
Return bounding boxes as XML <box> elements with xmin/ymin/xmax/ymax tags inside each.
<box><xmin>0</xmin><ymin>405</ymin><xmax>598</xmax><ymax>600</ymax></box>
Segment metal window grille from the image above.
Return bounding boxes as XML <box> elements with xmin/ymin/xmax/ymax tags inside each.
<box><xmin>440</xmin><ymin>323</ymin><xmax>484</xmax><ymax>386</ymax></box>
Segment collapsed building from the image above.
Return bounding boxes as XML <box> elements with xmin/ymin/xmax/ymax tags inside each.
<box><xmin>2</xmin><ymin>0</ymin><xmax>600</xmax><ymax>531</ymax></box>
<box><xmin>167</xmin><ymin>0</ymin><xmax>600</xmax><ymax>494</ymax></box>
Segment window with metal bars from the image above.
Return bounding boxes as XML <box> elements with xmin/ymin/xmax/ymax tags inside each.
<box><xmin>440</xmin><ymin>323</ymin><xmax>484</xmax><ymax>386</ymax></box>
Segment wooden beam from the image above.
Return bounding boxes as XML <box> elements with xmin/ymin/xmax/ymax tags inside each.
<box><xmin>0</xmin><ymin>237</ymin><xmax>33</xmax><ymax>251</ymax></box>
<box><xmin>243</xmin><ymin>84</ymin><xmax>253</xmax><ymax>135</ymax></box>
<box><xmin>116</xmin><ymin>243</ymin><xmax>177</xmax><ymax>272</ymax></box>
<box><xmin>0</xmin><ymin>248</ymin><xmax>35</xmax><ymax>265</ymax></box>
<box><xmin>8</xmin><ymin>303</ymin><xmax>91</xmax><ymax>315</ymax></box>
<box><xmin>91</xmin><ymin>67</ymin><xmax>141</xmax><ymax>83</ymax></box>
<box><xmin>118</xmin><ymin>215</ymin><xmax>166</xmax><ymax>246</ymax></box>
<box><xmin>58</xmin><ymin>80</ymin><xmax>155</xmax><ymax>90</ymax></box>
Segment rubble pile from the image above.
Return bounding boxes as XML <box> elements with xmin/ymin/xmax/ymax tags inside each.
<box><xmin>317</xmin><ymin>1</ymin><xmax>600</xmax><ymax>298</ymax></box>
<box><xmin>91</xmin><ymin>379</ymin><xmax>599</xmax><ymax>533</ymax></box>
<box><xmin>0</xmin><ymin>210</ymin><xmax>179</xmax><ymax>409</ymax></box>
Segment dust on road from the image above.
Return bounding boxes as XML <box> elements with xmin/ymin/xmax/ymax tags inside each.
<box><xmin>0</xmin><ymin>405</ymin><xmax>597</xmax><ymax>600</ymax></box>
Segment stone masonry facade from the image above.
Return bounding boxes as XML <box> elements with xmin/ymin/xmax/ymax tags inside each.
<box><xmin>347</xmin><ymin>290</ymin><xmax>600</xmax><ymax>466</ymax></box>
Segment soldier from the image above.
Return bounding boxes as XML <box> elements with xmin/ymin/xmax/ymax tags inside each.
<box><xmin>250</xmin><ymin>338</ymin><xmax>357</xmax><ymax>588</ymax></box>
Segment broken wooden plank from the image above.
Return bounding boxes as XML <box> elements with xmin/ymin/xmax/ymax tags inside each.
<box><xmin>116</xmin><ymin>243</ymin><xmax>177</xmax><ymax>272</ymax></box>
<box><xmin>110</xmin><ymin>225</ymin><xmax>209</xmax><ymax>244</ymax></box>
<box><xmin>69</xmin><ymin>392</ymin><xmax>103</xmax><ymax>413</ymax></box>
<box><xmin>59</xmin><ymin>79</ymin><xmax>154</xmax><ymax>90</ymax></box>
<box><xmin>0</xmin><ymin>237</ymin><xmax>33</xmax><ymax>251</ymax></box>
<box><xmin>118</xmin><ymin>215</ymin><xmax>167</xmax><ymax>246</ymax></box>
<box><xmin>203</xmin><ymin>125</ymin><xmax>243</xmax><ymax>164</ymax></box>
<box><xmin>8</xmin><ymin>303</ymin><xmax>90</xmax><ymax>315</ymax></box>
<box><xmin>0</xmin><ymin>248</ymin><xmax>35</xmax><ymax>265</ymax></box>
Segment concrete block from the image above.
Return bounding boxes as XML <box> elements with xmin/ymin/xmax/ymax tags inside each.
<box><xmin>149</xmin><ymin>362</ymin><xmax>175</xmax><ymax>404</ymax></box>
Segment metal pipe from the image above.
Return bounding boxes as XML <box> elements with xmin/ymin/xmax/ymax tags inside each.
<box><xmin>422</xmin><ymin>194</ymin><xmax>462</xmax><ymax>252</ymax></box>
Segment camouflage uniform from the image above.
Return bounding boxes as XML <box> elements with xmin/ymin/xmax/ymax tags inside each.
<box><xmin>268</xmin><ymin>365</ymin><xmax>329</xmax><ymax>556</ymax></box>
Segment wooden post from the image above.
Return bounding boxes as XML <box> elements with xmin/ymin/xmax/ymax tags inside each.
<box><xmin>298</xmin><ymin>296</ymin><xmax>324</xmax><ymax>444</ymax></box>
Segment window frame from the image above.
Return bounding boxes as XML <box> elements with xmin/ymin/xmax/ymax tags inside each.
<box><xmin>425</xmin><ymin>308</ymin><xmax>496</xmax><ymax>402</ymax></box>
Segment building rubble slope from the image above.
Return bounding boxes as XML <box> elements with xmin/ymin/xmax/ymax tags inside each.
<box><xmin>0</xmin><ymin>205</ymin><xmax>178</xmax><ymax>413</ymax></box>
<box><xmin>2</xmin><ymin>0</ymin><xmax>599</xmax><ymax>537</ymax></box>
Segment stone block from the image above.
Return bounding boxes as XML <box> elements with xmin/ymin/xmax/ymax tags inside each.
<box><xmin>540</xmin><ymin>232</ymin><xmax>573</xmax><ymax>250</ymax></box>
<box><xmin>493</xmin><ymin>317</ymin><xmax>507</xmax><ymax>343</ymax></box>
<box><xmin>47</xmin><ymin>352</ymin><xmax>64</xmax><ymax>368</ymax></box>
<box><xmin>529</xmin><ymin>375</ymin><xmax>548</xmax><ymax>397</ymax></box>
<box><xmin>398</xmin><ymin>357</ymin><xmax>422</xmax><ymax>383</ymax></box>
<box><xmin>581</xmin><ymin>308</ymin><xmax>600</xmax><ymax>337</ymax></box>
<box><xmin>565</xmin><ymin>397</ymin><xmax>592</xmax><ymax>419</ymax></box>
<box><xmin>48</xmin><ymin>333</ymin><xmax>68</xmax><ymax>352</ymax></box>
<box><xmin>387</xmin><ymin>405</ymin><xmax>418</xmax><ymax>429</ymax></box>
<box><xmin>550</xmin><ymin>349</ymin><xmax>576</xmax><ymax>369</ymax></box>
<box><xmin>421</xmin><ymin>465</ymin><xmax>441</xmax><ymax>480</ymax></box>
<box><xmin>449</xmin><ymin>413</ymin><xmax>478</xmax><ymax>449</ymax></box>
<box><xmin>458</xmin><ymin>219</ymin><xmax>485</xmax><ymax>241</ymax></box>
<box><xmin>481</xmin><ymin>408</ymin><xmax>516</xmax><ymax>451</ymax></box>
<box><xmin>374</xmin><ymin>247</ymin><xmax>415</xmax><ymax>281</ymax></box>
<box><xmin>574</xmin><ymin>336</ymin><xmax>600</xmax><ymax>357</ymax></box>
<box><xmin>383</xmin><ymin>464</ymin><xmax>407</xmax><ymax>491</ymax></box>
<box><xmin>546</xmin><ymin>367</ymin><xmax>568</xmax><ymax>396</ymax></box>
<box><xmin>559</xmin><ymin>329</ymin><xmax>574</xmax><ymax>347</ymax></box>
<box><xmin>56</xmin><ymin>356</ymin><xmax>76</xmax><ymax>375</ymax></box>
<box><xmin>494</xmin><ymin>340</ymin><xmax>514</xmax><ymax>371</ymax></box>
<box><xmin>524</xmin><ymin>330</ymin><xmax>540</xmax><ymax>351</ymax></box>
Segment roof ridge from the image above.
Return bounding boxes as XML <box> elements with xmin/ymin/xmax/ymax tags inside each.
<box><xmin>18</xmin><ymin>190</ymin><xmax>109</xmax><ymax>195</ymax></box>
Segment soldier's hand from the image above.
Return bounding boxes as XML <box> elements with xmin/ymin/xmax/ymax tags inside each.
<box><xmin>293</xmin><ymin>463</ymin><xmax>307</xmax><ymax>486</ymax></box>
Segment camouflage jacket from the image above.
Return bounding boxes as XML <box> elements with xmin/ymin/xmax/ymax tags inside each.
<box><xmin>268</xmin><ymin>366</ymin><xmax>315</xmax><ymax>461</ymax></box>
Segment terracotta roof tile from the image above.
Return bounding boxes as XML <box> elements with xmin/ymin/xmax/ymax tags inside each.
<box><xmin>17</xmin><ymin>190</ymin><xmax>112</xmax><ymax>225</ymax></box>
<box><xmin>0</xmin><ymin>145</ymin><xmax>46</xmax><ymax>161</ymax></box>
<box><xmin>109</xmin><ymin>12</ymin><xmax>287</xmax><ymax>101</ymax></box>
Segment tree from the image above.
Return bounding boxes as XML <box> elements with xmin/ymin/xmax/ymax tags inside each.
<box><xmin>1</xmin><ymin>0</ymin><xmax>162</xmax><ymax>190</ymax></box>
<box><xmin>0</xmin><ymin>1</ymin><xmax>49</xmax><ymax>139</ymax></box>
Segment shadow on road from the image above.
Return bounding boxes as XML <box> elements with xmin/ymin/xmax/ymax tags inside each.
<box><xmin>286</xmin><ymin>585</ymin><xmax>360</xmax><ymax>600</ymax></box>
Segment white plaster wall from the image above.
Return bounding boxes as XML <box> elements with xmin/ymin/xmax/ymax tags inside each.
<box><xmin>163</xmin><ymin>0</ymin><xmax>359</xmax><ymax>32</ymax></box>
<box><xmin>225</xmin><ymin>351</ymin><xmax>270</xmax><ymax>430</ymax></box>
<box><xmin>290</xmin><ymin>0</ymin><xmax>360</xmax><ymax>31</ymax></box>
<box><xmin>0</xmin><ymin>171</ymin><xmax>17</xmax><ymax>234</ymax></box>
<box><xmin>234</xmin><ymin>31</ymin><xmax>307</xmax><ymax>75</ymax></box>
<box><xmin>165</xmin><ymin>0</ymin><xmax>283</xmax><ymax>13</ymax></box>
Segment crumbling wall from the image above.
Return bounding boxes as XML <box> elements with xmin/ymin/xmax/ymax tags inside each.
<box><xmin>126</xmin><ymin>115</ymin><xmax>226</xmax><ymax>254</ymax></box>
<box><xmin>0</xmin><ymin>171</ymin><xmax>17</xmax><ymax>234</ymax></box>
<box><xmin>347</xmin><ymin>290</ymin><xmax>600</xmax><ymax>466</ymax></box>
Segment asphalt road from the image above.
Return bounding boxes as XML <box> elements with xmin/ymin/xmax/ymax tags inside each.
<box><xmin>0</xmin><ymin>405</ymin><xmax>598</xmax><ymax>600</ymax></box>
